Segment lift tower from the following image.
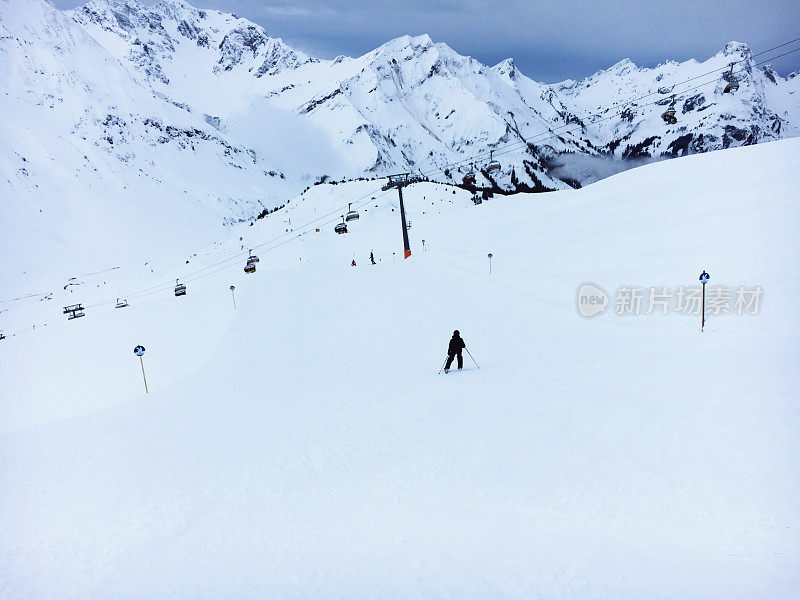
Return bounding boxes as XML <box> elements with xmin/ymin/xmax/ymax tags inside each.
<box><xmin>382</xmin><ymin>173</ymin><xmax>413</xmax><ymax>259</ymax></box>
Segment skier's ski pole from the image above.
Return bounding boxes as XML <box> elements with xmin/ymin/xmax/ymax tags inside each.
<box><xmin>438</xmin><ymin>357</ymin><xmax>449</xmax><ymax>374</ymax></box>
<box><xmin>465</xmin><ymin>348</ymin><xmax>480</xmax><ymax>369</ymax></box>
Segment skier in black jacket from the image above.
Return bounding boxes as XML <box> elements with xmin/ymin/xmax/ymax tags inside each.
<box><xmin>444</xmin><ymin>330</ymin><xmax>466</xmax><ymax>372</ymax></box>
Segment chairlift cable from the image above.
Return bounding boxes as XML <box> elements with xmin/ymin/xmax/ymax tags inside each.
<box><xmin>6</xmin><ymin>39</ymin><xmax>800</xmax><ymax>334</ymax></box>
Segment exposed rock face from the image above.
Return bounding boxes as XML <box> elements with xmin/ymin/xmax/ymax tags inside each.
<box><xmin>4</xmin><ymin>0</ymin><xmax>800</xmax><ymax>201</ymax></box>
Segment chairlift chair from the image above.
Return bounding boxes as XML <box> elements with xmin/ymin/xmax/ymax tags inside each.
<box><xmin>463</xmin><ymin>164</ymin><xmax>476</xmax><ymax>186</ymax></box>
<box><xmin>0</xmin><ymin>331</ymin><xmax>6</xmax><ymax>340</ymax></box>
<box><xmin>174</xmin><ymin>280</ymin><xmax>187</xmax><ymax>297</ymax></box>
<box><xmin>115</xmin><ymin>298</ymin><xmax>129</xmax><ymax>308</ymax></box>
<box><xmin>334</xmin><ymin>217</ymin><xmax>348</xmax><ymax>234</ymax></box>
<box><xmin>661</xmin><ymin>95</ymin><xmax>677</xmax><ymax>125</ymax></box>
<box><xmin>487</xmin><ymin>150</ymin><xmax>501</xmax><ymax>172</ymax></box>
<box><xmin>723</xmin><ymin>63</ymin><xmax>739</xmax><ymax>94</ymax></box>
<box><xmin>244</xmin><ymin>262</ymin><xmax>256</xmax><ymax>274</ymax></box>
<box><xmin>406</xmin><ymin>220</ymin><xmax>412</xmax><ymax>229</ymax></box>
<box><xmin>247</xmin><ymin>250</ymin><xmax>259</xmax><ymax>264</ymax></box>
<box><xmin>345</xmin><ymin>202</ymin><xmax>359</xmax><ymax>222</ymax></box>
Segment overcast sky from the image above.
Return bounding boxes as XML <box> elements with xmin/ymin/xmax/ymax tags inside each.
<box><xmin>54</xmin><ymin>0</ymin><xmax>800</xmax><ymax>82</ymax></box>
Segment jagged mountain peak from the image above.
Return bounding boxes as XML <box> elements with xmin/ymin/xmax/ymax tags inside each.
<box><xmin>215</xmin><ymin>22</ymin><xmax>312</xmax><ymax>75</ymax></box>
<box><xmin>4</xmin><ymin>0</ymin><xmax>799</xmax><ymax>206</ymax></box>
<box><xmin>383</xmin><ymin>33</ymin><xmax>434</xmax><ymax>50</ymax></box>
<box><xmin>80</xmin><ymin>0</ymin><xmax>143</xmax><ymax>11</ymax></box>
<box><xmin>366</xmin><ymin>33</ymin><xmax>438</xmax><ymax>64</ymax></box>
<box><xmin>69</xmin><ymin>0</ymin><xmax>313</xmax><ymax>89</ymax></box>
<box><xmin>492</xmin><ymin>57</ymin><xmax>517</xmax><ymax>80</ymax></box>
<box><xmin>363</xmin><ymin>32</ymin><xmax>490</xmax><ymax>78</ymax></box>
<box><xmin>153</xmin><ymin>0</ymin><xmax>199</xmax><ymax>13</ymax></box>
<box><xmin>494</xmin><ymin>57</ymin><xmax>515</xmax><ymax>69</ymax></box>
<box><xmin>588</xmin><ymin>57</ymin><xmax>641</xmax><ymax>80</ymax></box>
<box><xmin>722</xmin><ymin>40</ymin><xmax>753</xmax><ymax>59</ymax></box>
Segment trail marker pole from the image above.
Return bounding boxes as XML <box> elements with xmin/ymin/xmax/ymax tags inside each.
<box><xmin>488</xmin><ymin>253</ymin><xmax>493</xmax><ymax>274</ymax></box>
<box><xmin>422</xmin><ymin>239</ymin><xmax>426</xmax><ymax>251</ymax></box>
<box><xmin>140</xmin><ymin>358</ymin><xmax>148</xmax><ymax>393</ymax></box>
<box><xmin>134</xmin><ymin>345</ymin><xmax>148</xmax><ymax>393</ymax></box>
<box><xmin>699</xmin><ymin>270</ymin><xmax>710</xmax><ymax>331</ymax></box>
<box><xmin>230</xmin><ymin>285</ymin><xmax>236</xmax><ymax>309</ymax></box>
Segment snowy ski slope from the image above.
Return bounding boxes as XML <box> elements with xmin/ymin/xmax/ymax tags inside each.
<box><xmin>1</xmin><ymin>139</ymin><xmax>799</xmax><ymax>598</ymax></box>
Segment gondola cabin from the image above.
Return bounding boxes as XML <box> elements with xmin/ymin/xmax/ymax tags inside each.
<box><xmin>333</xmin><ymin>215</ymin><xmax>347</xmax><ymax>235</ymax></box>
<box><xmin>345</xmin><ymin>202</ymin><xmax>359</xmax><ymax>221</ymax></box>
<box><xmin>174</xmin><ymin>281</ymin><xmax>187</xmax><ymax>297</ymax></box>
<box><xmin>723</xmin><ymin>63</ymin><xmax>739</xmax><ymax>94</ymax></box>
<box><xmin>63</xmin><ymin>304</ymin><xmax>85</xmax><ymax>319</ymax></box>
<box><xmin>661</xmin><ymin>107</ymin><xmax>677</xmax><ymax>125</ymax></box>
<box><xmin>661</xmin><ymin>95</ymin><xmax>678</xmax><ymax>124</ymax></box>
<box><xmin>486</xmin><ymin>150</ymin><xmax>501</xmax><ymax>172</ymax></box>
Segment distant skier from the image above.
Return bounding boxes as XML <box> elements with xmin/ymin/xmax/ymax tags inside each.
<box><xmin>370</xmin><ymin>251</ymin><xmax>376</xmax><ymax>265</ymax></box>
<box><xmin>444</xmin><ymin>330</ymin><xmax>466</xmax><ymax>372</ymax></box>
<box><xmin>351</xmin><ymin>259</ymin><xmax>356</xmax><ymax>267</ymax></box>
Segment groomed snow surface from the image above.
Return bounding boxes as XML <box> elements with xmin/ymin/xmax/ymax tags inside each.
<box><xmin>2</xmin><ymin>139</ymin><xmax>800</xmax><ymax>598</ymax></box>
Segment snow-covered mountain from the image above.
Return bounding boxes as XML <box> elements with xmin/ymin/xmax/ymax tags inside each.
<box><xmin>2</xmin><ymin>0</ymin><xmax>799</xmax><ymax>287</ymax></box>
<box><xmin>65</xmin><ymin>0</ymin><xmax>800</xmax><ymax>190</ymax></box>
<box><xmin>0</xmin><ymin>0</ymin><xmax>295</xmax><ymax>287</ymax></box>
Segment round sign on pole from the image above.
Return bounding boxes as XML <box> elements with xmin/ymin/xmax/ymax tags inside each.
<box><xmin>699</xmin><ymin>270</ymin><xmax>710</xmax><ymax>285</ymax></box>
<box><xmin>488</xmin><ymin>253</ymin><xmax>493</xmax><ymax>259</ymax></box>
<box><xmin>134</xmin><ymin>345</ymin><xmax>145</xmax><ymax>357</ymax></box>
<box><xmin>230</xmin><ymin>285</ymin><xmax>235</xmax><ymax>291</ymax></box>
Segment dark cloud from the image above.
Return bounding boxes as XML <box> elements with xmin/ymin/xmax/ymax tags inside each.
<box><xmin>54</xmin><ymin>0</ymin><xmax>800</xmax><ymax>81</ymax></box>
